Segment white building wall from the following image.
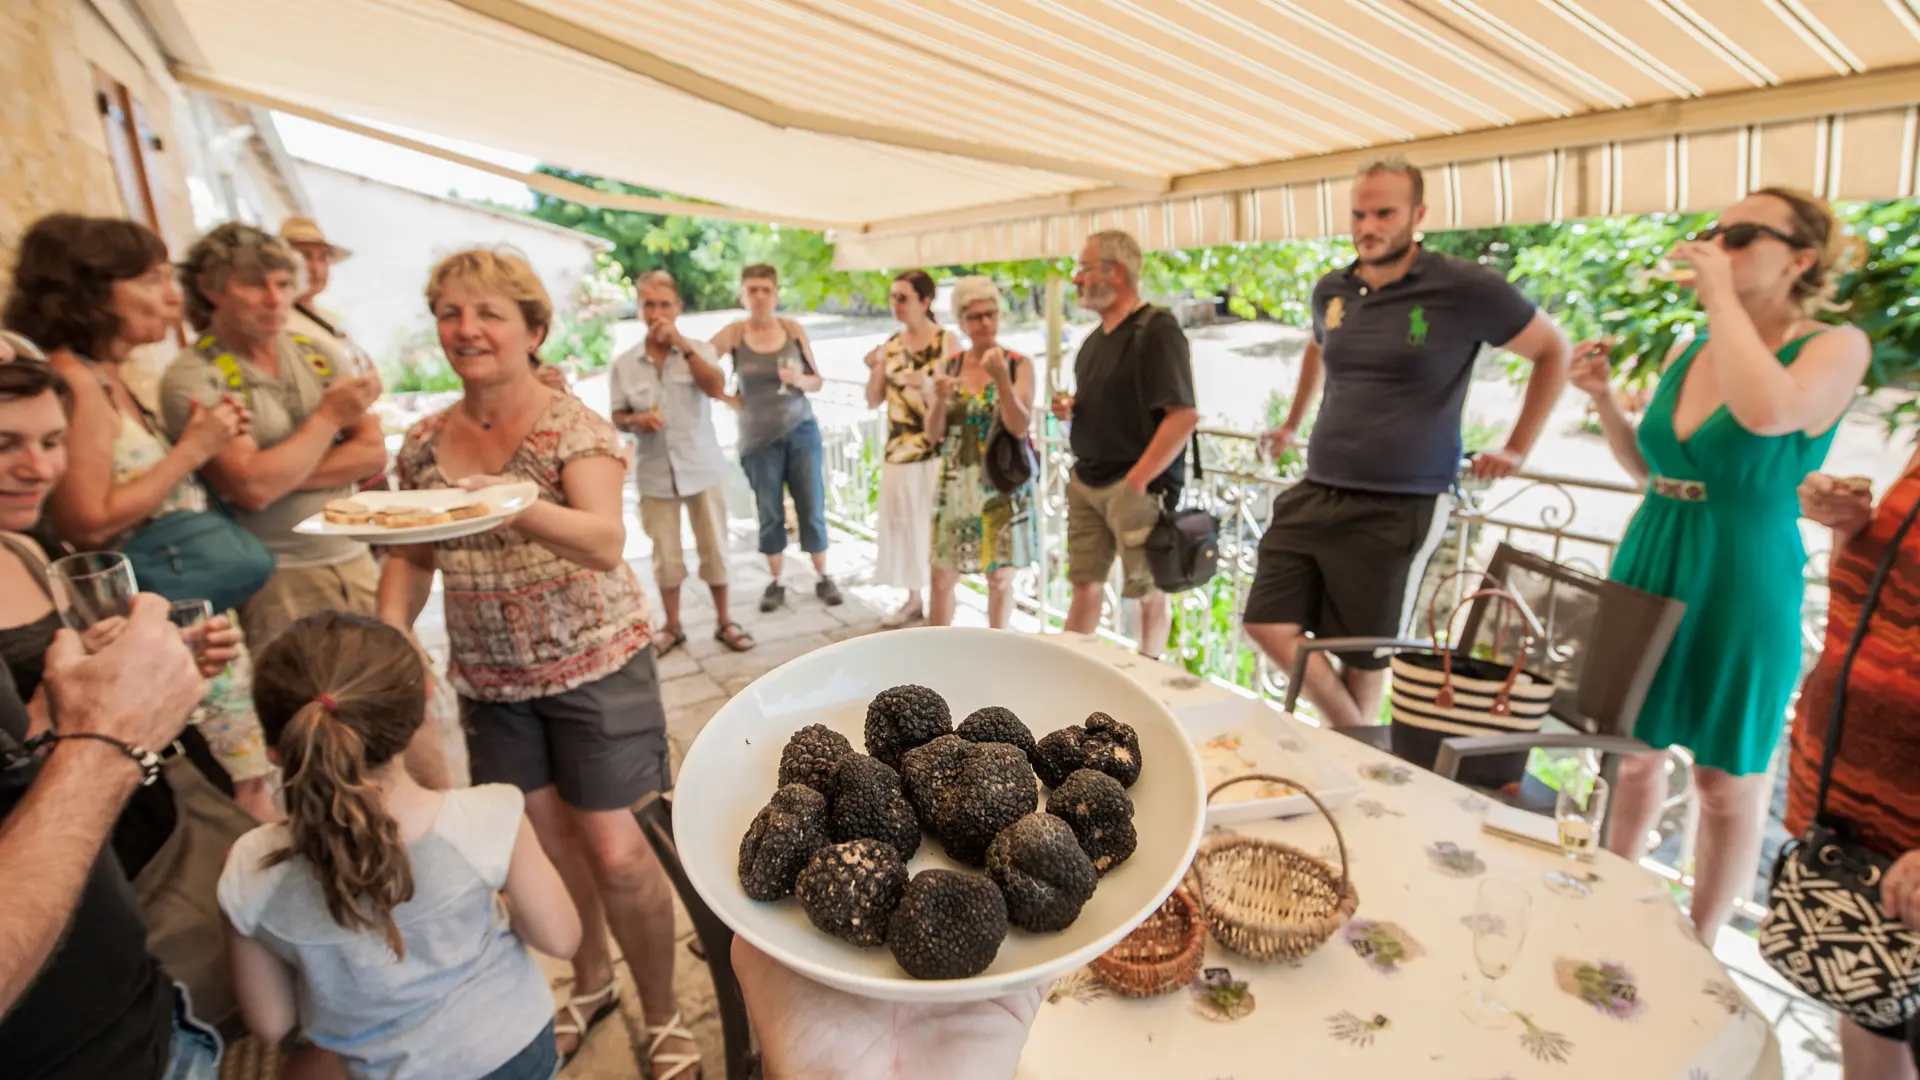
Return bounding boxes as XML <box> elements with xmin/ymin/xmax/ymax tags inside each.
<box><xmin>293</xmin><ymin>161</ymin><xmax>608</xmax><ymax>366</ymax></box>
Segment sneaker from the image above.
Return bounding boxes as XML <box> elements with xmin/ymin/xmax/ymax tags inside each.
<box><xmin>815</xmin><ymin>576</ymin><xmax>844</xmax><ymax>606</ymax></box>
<box><xmin>759</xmin><ymin>582</ymin><xmax>786</xmax><ymax>613</ymax></box>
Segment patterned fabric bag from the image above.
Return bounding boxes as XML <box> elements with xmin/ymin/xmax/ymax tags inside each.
<box><xmin>1759</xmin><ymin>494</ymin><xmax>1920</xmax><ymax>1028</ymax></box>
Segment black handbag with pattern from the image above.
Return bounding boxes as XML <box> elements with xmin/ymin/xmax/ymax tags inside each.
<box><xmin>1757</xmin><ymin>492</ymin><xmax>1920</xmax><ymax>1029</ymax></box>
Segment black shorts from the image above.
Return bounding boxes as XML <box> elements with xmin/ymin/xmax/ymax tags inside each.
<box><xmin>1243</xmin><ymin>481</ymin><xmax>1447</xmax><ymax>671</ymax></box>
<box><xmin>461</xmin><ymin>648</ymin><xmax>670</xmax><ymax>812</ymax></box>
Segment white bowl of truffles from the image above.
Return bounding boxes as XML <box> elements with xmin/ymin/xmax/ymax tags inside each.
<box><xmin>673</xmin><ymin>627</ymin><xmax>1208</xmax><ymax>1003</ymax></box>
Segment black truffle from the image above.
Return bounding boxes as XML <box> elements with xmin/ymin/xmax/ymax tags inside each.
<box><xmin>795</xmin><ymin>839</ymin><xmax>909</xmax><ymax>947</ymax></box>
<box><xmin>1081</xmin><ymin>712</ymin><xmax>1142</xmax><ymax>788</ymax></box>
<box><xmin>778</xmin><ymin>724</ymin><xmax>855</xmax><ymax>795</ymax></box>
<box><xmin>1034</xmin><ymin>713</ymin><xmax>1142</xmax><ymax>789</ymax></box>
<box><xmin>899</xmin><ymin>733</ymin><xmax>968</xmax><ymax>825</ymax></box>
<box><xmin>738</xmin><ymin>784</ymin><xmax>830</xmax><ymax>901</ymax></box>
<box><xmin>1046</xmin><ymin>769</ymin><xmax>1137</xmax><ymax>874</ymax></box>
<box><xmin>829</xmin><ymin>754</ymin><xmax>921</xmax><ymax>860</ymax></box>
<box><xmin>931</xmin><ymin>742</ymin><xmax>1038</xmax><ymax>866</ymax></box>
<box><xmin>1033</xmin><ymin>725</ymin><xmax>1086</xmax><ymax>788</ymax></box>
<box><xmin>887</xmin><ymin>869</ymin><xmax>1009</xmax><ymax>980</ymax></box>
<box><xmin>955</xmin><ymin>706</ymin><xmax>1038</xmax><ymax>765</ymax></box>
<box><xmin>864</xmin><ymin>684</ymin><xmax>953</xmax><ymax>769</ymax></box>
<box><xmin>986</xmin><ymin>813</ymin><xmax>1098</xmax><ymax>933</ymax></box>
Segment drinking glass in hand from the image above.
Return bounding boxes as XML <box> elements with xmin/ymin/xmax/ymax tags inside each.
<box><xmin>168</xmin><ymin>599</ymin><xmax>214</xmax><ymax>665</ymax></box>
<box><xmin>1547</xmin><ymin>775</ymin><xmax>1610</xmax><ymax>898</ymax></box>
<box><xmin>49</xmin><ymin>552</ymin><xmax>137</xmax><ymax>634</ymax></box>
<box><xmin>1461</xmin><ymin>879</ymin><xmax>1532</xmax><ymax>1028</ymax></box>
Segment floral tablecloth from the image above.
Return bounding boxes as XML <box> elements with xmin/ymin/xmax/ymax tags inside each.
<box><xmin>1018</xmin><ymin>634</ymin><xmax>1777</xmax><ymax>1080</ymax></box>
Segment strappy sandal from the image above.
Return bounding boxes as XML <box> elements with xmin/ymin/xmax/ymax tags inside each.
<box><xmin>715</xmin><ymin>621</ymin><xmax>755</xmax><ymax>652</ymax></box>
<box><xmin>645</xmin><ymin>1012</ymin><xmax>702</xmax><ymax>1080</ymax></box>
<box><xmin>555</xmin><ymin>977</ymin><xmax>620</xmax><ymax>1068</ymax></box>
<box><xmin>655</xmin><ymin>626</ymin><xmax>688</xmax><ymax>657</ymax></box>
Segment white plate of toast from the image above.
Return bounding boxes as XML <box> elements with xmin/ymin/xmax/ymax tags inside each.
<box><xmin>292</xmin><ymin>482</ymin><xmax>540</xmax><ymax>544</ymax></box>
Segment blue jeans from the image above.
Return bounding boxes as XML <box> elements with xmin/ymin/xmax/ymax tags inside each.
<box><xmin>480</xmin><ymin>1020</ymin><xmax>559</xmax><ymax>1080</ymax></box>
<box><xmin>741</xmin><ymin>418</ymin><xmax>829</xmax><ymax>556</ymax></box>
<box><xmin>164</xmin><ymin>985</ymin><xmax>222</xmax><ymax>1080</ymax></box>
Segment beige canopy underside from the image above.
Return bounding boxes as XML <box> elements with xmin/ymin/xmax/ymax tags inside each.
<box><xmin>148</xmin><ymin>0</ymin><xmax>1920</xmax><ymax>268</ymax></box>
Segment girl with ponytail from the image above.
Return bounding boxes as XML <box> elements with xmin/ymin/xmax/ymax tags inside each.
<box><xmin>218</xmin><ymin>612</ymin><xmax>581</xmax><ymax>1079</ymax></box>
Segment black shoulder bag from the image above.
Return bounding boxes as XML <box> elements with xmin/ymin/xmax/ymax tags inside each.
<box><xmin>1757</xmin><ymin>486</ymin><xmax>1920</xmax><ymax>1029</ymax></box>
<box><xmin>982</xmin><ymin>352</ymin><xmax>1038</xmax><ymax>495</ymax></box>
<box><xmin>1119</xmin><ymin>307</ymin><xmax>1219</xmax><ymax>593</ymax></box>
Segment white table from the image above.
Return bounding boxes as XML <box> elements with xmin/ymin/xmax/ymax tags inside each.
<box><xmin>1019</xmin><ymin>634</ymin><xmax>1776</xmax><ymax>1080</ymax></box>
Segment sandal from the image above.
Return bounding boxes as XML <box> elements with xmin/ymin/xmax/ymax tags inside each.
<box><xmin>715</xmin><ymin>621</ymin><xmax>755</xmax><ymax>652</ymax></box>
<box><xmin>645</xmin><ymin>1012</ymin><xmax>702</xmax><ymax>1080</ymax></box>
<box><xmin>555</xmin><ymin>977</ymin><xmax>621</xmax><ymax>1068</ymax></box>
<box><xmin>655</xmin><ymin>626</ymin><xmax>687</xmax><ymax>657</ymax></box>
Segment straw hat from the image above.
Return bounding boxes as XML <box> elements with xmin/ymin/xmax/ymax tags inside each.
<box><xmin>278</xmin><ymin>216</ymin><xmax>351</xmax><ymax>261</ymax></box>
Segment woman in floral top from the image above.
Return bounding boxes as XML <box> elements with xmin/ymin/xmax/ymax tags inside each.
<box><xmin>377</xmin><ymin>250</ymin><xmax>698</xmax><ymax>1078</ymax></box>
<box><xmin>862</xmin><ymin>269</ymin><xmax>961</xmax><ymax>627</ymax></box>
<box><xmin>925</xmin><ymin>276</ymin><xmax>1037</xmax><ymax>629</ymax></box>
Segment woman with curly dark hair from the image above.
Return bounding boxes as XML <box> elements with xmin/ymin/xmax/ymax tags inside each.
<box><xmin>3</xmin><ymin>213</ymin><xmax>271</xmax><ymax>818</ymax></box>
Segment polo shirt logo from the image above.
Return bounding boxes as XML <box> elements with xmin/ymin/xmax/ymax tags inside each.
<box><xmin>1407</xmin><ymin>305</ymin><xmax>1430</xmax><ymax>346</ymax></box>
<box><xmin>1325</xmin><ymin>296</ymin><xmax>1346</xmax><ymax>331</ymax></box>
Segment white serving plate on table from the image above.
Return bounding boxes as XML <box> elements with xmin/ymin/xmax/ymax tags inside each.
<box><xmin>674</xmin><ymin>626</ymin><xmax>1207</xmax><ymax>1003</ymax></box>
<box><xmin>1178</xmin><ymin>697</ymin><xmax>1363</xmax><ymax>825</ymax></box>
<box><xmin>291</xmin><ymin>482</ymin><xmax>539</xmax><ymax>545</ymax></box>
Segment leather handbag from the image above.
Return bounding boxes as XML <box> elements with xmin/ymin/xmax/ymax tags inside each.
<box><xmin>121</xmin><ymin>509</ymin><xmax>274</xmax><ymax>614</ymax></box>
<box><xmin>982</xmin><ymin>352</ymin><xmax>1037</xmax><ymax>495</ymax></box>
<box><xmin>1389</xmin><ymin>573</ymin><xmax>1556</xmax><ymax>789</ymax></box>
<box><xmin>1143</xmin><ymin>438</ymin><xmax>1220</xmax><ymax>594</ymax></box>
<box><xmin>1758</xmin><ymin>491</ymin><xmax>1920</xmax><ymax>1029</ymax></box>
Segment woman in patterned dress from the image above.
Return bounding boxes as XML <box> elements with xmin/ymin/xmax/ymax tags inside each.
<box><xmin>376</xmin><ymin>250</ymin><xmax>699</xmax><ymax>1077</ymax></box>
<box><xmin>1791</xmin><ymin>453</ymin><xmax>1920</xmax><ymax>1075</ymax></box>
<box><xmin>3</xmin><ymin>214</ymin><xmax>275</xmax><ymax>820</ymax></box>
<box><xmin>925</xmin><ymin>276</ymin><xmax>1037</xmax><ymax>629</ymax></box>
<box><xmin>864</xmin><ymin>269</ymin><xmax>961</xmax><ymax>627</ymax></box>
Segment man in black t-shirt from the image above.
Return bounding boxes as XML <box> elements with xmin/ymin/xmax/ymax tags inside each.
<box><xmin>0</xmin><ymin>595</ymin><xmax>212</xmax><ymax>1077</ymax></box>
<box><xmin>1245</xmin><ymin>157</ymin><xmax>1568</xmax><ymax>727</ymax></box>
<box><xmin>1051</xmin><ymin>230</ymin><xmax>1199</xmax><ymax>658</ymax></box>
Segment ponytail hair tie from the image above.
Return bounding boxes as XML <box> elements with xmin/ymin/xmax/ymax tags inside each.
<box><xmin>314</xmin><ymin>693</ymin><xmax>338</xmax><ymax>713</ymax></box>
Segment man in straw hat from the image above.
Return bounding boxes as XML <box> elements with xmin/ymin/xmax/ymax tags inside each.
<box><xmin>279</xmin><ymin>216</ymin><xmax>369</xmax><ymax>373</ymax></box>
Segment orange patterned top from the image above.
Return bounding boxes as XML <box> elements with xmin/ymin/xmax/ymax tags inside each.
<box><xmin>396</xmin><ymin>393</ymin><xmax>651</xmax><ymax>703</ymax></box>
<box><xmin>1785</xmin><ymin>470</ymin><xmax>1920</xmax><ymax>860</ymax></box>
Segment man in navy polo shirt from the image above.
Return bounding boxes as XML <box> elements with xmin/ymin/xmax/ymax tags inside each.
<box><xmin>1246</xmin><ymin>156</ymin><xmax>1568</xmax><ymax>728</ymax></box>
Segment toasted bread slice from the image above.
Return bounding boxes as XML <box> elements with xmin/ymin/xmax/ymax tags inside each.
<box><xmin>324</xmin><ymin>499</ymin><xmax>374</xmax><ymax>525</ymax></box>
<box><xmin>378</xmin><ymin>510</ymin><xmax>454</xmax><ymax>529</ymax></box>
<box><xmin>1837</xmin><ymin>476</ymin><xmax>1875</xmax><ymax>495</ymax></box>
<box><xmin>446</xmin><ymin>502</ymin><xmax>494</xmax><ymax>521</ymax></box>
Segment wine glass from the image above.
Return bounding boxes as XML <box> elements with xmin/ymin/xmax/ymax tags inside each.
<box><xmin>49</xmin><ymin>552</ymin><xmax>137</xmax><ymax>634</ymax></box>
<box><xmin>1461</xmin><ymin>878</ymin><xmax>1532</xmax><ymax>1028</ymax></box>
<box><xmin>168</xmin><ymin>598</ymin><xmax>214</xmax><ymax>665</ymax></box>
<box><xmin>775</xmin><ymin>353</ymin><xmax>801</xmax><ymax>397</ymax></box>
<box><xmin>1546</xmin><ymin>774</ymin><xmax>1609</xmax><ymax>897</ymax></box>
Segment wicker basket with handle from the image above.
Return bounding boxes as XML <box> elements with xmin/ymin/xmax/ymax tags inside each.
<box><xmin>1088</xmin><ymin>885</ymin><xmax>1207</xmax><ymax>997</ymax></box>
<box><xmin>1189</xmin><ymin>774</ymin><xmax>1360</xmax><ymax>962</ymax></box>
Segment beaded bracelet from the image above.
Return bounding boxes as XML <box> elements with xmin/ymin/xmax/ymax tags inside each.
<box><xmin>24</xmin><ymin>731</ymin><xmax>163</xmax><ymax>786</ymax></box>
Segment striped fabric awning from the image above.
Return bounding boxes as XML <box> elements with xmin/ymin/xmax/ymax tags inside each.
<box><xmin>153</xmin><ymin>0</ymin><xmax>1920</xmax><ymax>268</ymax></box>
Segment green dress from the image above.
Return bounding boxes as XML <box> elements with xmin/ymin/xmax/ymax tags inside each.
<box><xmin>1608</xmin><ymin>333</ymin><xmax>1836</xmax><ymax>776</ymax></box>
<box><xmin>931</xmin><ymin>366</ymin><xmax>1038</xmax><ymax>574</ymax></box>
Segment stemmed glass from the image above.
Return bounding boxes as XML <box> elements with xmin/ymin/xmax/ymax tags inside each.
<box><xmin>49</xmin><ymin>552</ymin><xmax>137</xmax><ymax>634</ymax></box>
<box><xmin>1546</xmin><ymin>774</ymin><xmax>1610</xmax><ymax>898</ymax></box>
<box><xmin>1461</xmin><ymin>879</ymin><xmax>1532</xmax><ymax>1028</ymax></box>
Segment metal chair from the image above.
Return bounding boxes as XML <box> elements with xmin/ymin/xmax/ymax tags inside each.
<box><xmin>634</xmin><ymin>792</ymin><xmax>754</xmax><ymax>1080</ymax></box>
<box><xmin>1281</xmin><ymin>543</ymin><xmax>1680</xmax><ymax>838</ymax></box>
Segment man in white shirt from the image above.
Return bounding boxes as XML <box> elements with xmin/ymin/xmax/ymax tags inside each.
<box><xmin>609</xmin><ymin>271</ymin><xmax>753</xmax><ymax>653</ymax></box>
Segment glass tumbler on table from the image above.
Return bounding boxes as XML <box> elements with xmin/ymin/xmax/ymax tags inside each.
<box><xmin>1461</xmin><ymin>878</ymin><xmax>1532</xmax><ymax>1028</ymax></box>
<box><xmin>1546</xmin><ymin>775</ymin><xmax>1610</xmax><ymax>898</ymax></box>
<box><xmin>49</xmin><ymin>551</ymin><xmax>137</xmax><ymax>635</ymax></box>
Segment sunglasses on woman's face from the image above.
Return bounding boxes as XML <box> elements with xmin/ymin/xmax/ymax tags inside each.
<box><xmin>1692</xmin><ymin>222</ymin><xmax>1809</xmax><ymax>250</ymax></box>
<box><xmin>889</xmin><ymin>293</ymin><xmax>913</xmax><ymax>304</ymax></box>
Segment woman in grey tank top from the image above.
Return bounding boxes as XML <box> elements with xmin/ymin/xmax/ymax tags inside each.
<box><xmin>710</xmin><ymin>265</ymin><xmax>843</xmax><ymax>612</ymax></box>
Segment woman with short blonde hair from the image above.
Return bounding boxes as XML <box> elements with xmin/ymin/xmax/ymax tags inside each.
<box><xmin>379</xmin><ymin>248</ymin><xmax>699</xmax><ymax>1076</ymax></box>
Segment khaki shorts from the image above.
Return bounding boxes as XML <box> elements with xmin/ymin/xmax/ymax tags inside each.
<box><xmin>640</xmin><ymin>486</ymin><xmax>729</xmax><ymax>589</ymax></box>
<box><xmin>238</xmin><ymin>551</ymin><xmax>379</xmax><ymax>650</ymax></box>
<box><xmin>1066</xmin><ymin>474</ymin><xmax>1162</xmax><ymax>600</ymax></box>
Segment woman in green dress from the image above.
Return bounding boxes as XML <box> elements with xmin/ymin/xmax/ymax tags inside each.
<box><xmin>1570</xmin><ymin>187</ymin><xmax>1870</xmax><ymax>938</ymax></box>
<box><xmin>925</xmin><ymin>276</ymin><xmax>1038</xmax><ymax>629</ymax></box>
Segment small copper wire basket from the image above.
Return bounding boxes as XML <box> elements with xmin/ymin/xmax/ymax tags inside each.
<box><xmin>1088</xmin><ymin>885</ymin><xmax>1208</xmax><ymax>997</ymax></box>
<box><xmin>1188</xmin><ymin>774</ymin><xmax>1360</xmax><ymax>963</ymax></box>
